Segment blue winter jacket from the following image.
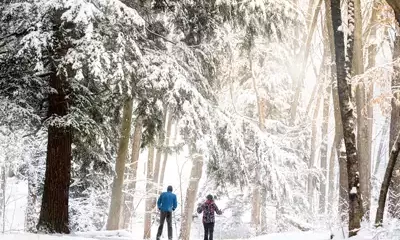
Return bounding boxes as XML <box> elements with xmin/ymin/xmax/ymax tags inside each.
<box><xmin>157</xmin><ymin>191</ymin><xmax>177</xmax><ymax>212</ymax></box>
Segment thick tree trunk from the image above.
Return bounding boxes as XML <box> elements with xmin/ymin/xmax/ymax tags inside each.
<box><xmin>290</xmin><ymin>0</ymin><xmax>323</xmax><ymax>125</ymax></box>
<box><xmin>106</xmin><ymin>98</ymin><xmax>133</xmax><ymax>230</ymax></box>
<box><xmin>309</xmin><ymin>92</ymin><xmax>322</xmax><ymax>210</ymax></box>
<box><xmin>159</xmin><ymin>112</ymin><xmax>173</xmax><ymax>194</ymax></box>
<box><xmin>180</xmin><ymin>152</ymin><xmax>203</xmax><ymax>240</ymax></box>
<box><xmin>330</xmin><ymin>0</ymin><xmax>363</xmax><ymax>235</ymax></box>
<box><xmin>389</xmin><ymin>31</ymin><xmax>400</xmax><ymax>219</ymax></box>
<box><xmin>122</xmin><ymin>116</ymin><xmax>143</xmax><ymax>229</ymax></box>
<box><xmin>375</xmin><ymin>130</ymin><xmax>400</xmax><ymax>226</ymax></box>
<box><xmin>37</xmin><ymin>119</ymin><xmax>71</xmax><ymax>233</ymax></box>
<box><xmin>37</xmin><ymin>11</ymin><xmax>72</xmax><ymax>233</ymax></box>
<box><xmin>143</xmin><ymin>145</ymin><xmax>155</xmax><ymax>239</ymax></box>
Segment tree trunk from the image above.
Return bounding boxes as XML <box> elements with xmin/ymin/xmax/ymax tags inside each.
<box><xmin>25</xmin><ymin>152</ymin><xmax>39</xmax><ymax>232</ymax></box>
<box><xmin>338</xmin><ymin>140</ymin><xmax>348</xmax><ymax>222</ymax></box>
<box><xmin>374</xmin><ymin>118</ymin><xmax>390</xmax><ymax>177</ymax></box>
<box><xmin>352</xmin><ymin>0</ymin><xmax>364</xmax><ymax>75</ymax></box>
<box><xmin>37</xmin><ymin>10</ymin><xmax>72</xmax><ymax>233</ymax></box>
<box><xmin>319</xmin><ymin>77</ymin><xmax>330</xmax><ymax>214</ymax></box>
<box><xmin>143</xmin><ymin>145</ymin><xmax>155</xmax><ymax>239</ymax></box>
<box><xmin>159</xmin><ymin>112</ymin><xmax>173</xmax><ymax>194</ymax></box>
<box><xmin>388</xmin><ymin>30</ymin><xmax>400</xmax><ymax>219</ymax></box>
<box><xmin>328</xmin><ymin>135</ymin><xmax>337</xmax><ymax>214</ymax></box>
<box><xmin>375</xmin><ymin>129</ymin><xmax>400</xmax><ymax>226</ymax></box>
<box><xmin>325</xmin><ymin>0</ymin><xmax>346</xmax><ymax>217</ymax></box>
<box><xmin>305</xmin><ymin>82</ymin><xmax>320</xmax><ymax>117</ymax></box>
<box><xmin>290</xmin><ymin>0</ymin><xmax>323</xmax><ymax>125</ymax></box>
<box><xmin>250</xmin><ymin>55</ymin><xmax>264</xmax><ymax>230</ymax></box>
<box><xmin>356</xmin><ymin>82</ymin><xmax>371</xmax><ymax>218</ymax></box>
<box><xmin>353</xmin><ymin>0</ymin><xmax>372</xmax><ymax>219</ymax></box>
<box><xmin>365</xmin><ymin>0</ymin><xmax>379</xmax><ymax>218</ymax></box>
<box><xmin>152</xmin><ymin>105</ymin><xmax>168</xmax><ymax>205</ymax></box>
<box><xmin>180</xmin><ymin>152</ymin><xmax>203</xmax><ymax>240</ymax></box>
<box><xmin>106</xmin><ymin>98</ymin><xmax>133</xmax><ymax>230</ymax></box>
<box><xmin>260</xmin><ymin>187</ymin><xmax>267</xmax><ymax>233</ymax></box>
<box><xmin>122</xmin><ymin>116</ymin><xmax>143</xmax><ymax>229</ymax></box>
<box><xmin>0</xmin><ymin>164</ymin><xmax>5</xmax><ymax>233</ymax></box>
<box><xmin>332</xmin><ymin>70</ymin><xmax>348</xmax><ymax>222</ymax></box>
<box><xmin>309</xmin><ymin>92</ymin><xmax>322</xmax><ymax>210</ymax></box>
<box><xmin>330</xmin><ymin>0</ymin><xmax>363</xmax><ymax>235</ymax></box>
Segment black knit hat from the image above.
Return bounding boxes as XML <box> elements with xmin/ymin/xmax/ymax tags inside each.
<box><xmin>167</xmin><ymin>185</ymin><xmax>173</xmax><ymax>192</ymax></box>
<box><xmin>206</xmin><ymin>194</ymin><xmax>213</xmax><ymax>200</ymax></box>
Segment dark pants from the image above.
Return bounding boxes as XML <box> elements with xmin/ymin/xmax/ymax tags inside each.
<box><xmin>157</xmin><ymin>211</ymin><xmax>172</xmax><ymax>240</ymax></box>
<box><xmin>203</xmin><ymin>222</ymin><xmax>215</xmax><ymax>240</ymax></box>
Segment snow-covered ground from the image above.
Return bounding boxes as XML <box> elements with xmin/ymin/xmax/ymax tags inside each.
<box><xmin>1</xmin><ymin>231</ymin><xmax>334</xmax><ymax>240</ymax></box>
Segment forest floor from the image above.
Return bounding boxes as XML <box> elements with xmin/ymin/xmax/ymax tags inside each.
<box><xmin>0</xmin><ymin>231</ymin><xmax>334</xmax><ymax>240</ymax></box>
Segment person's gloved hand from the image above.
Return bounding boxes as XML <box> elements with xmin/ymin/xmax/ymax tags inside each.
<box><xmin>172</xmin><ymin>208</ymin><xmax>175</xmax><ymax>211</ymax></box>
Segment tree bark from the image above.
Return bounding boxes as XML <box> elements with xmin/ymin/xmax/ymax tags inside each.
<box><xmin>375</xmin><ymin>129</ymin><xmax>400</xmax><ymax>226</ymax></box>
<box><xmin>106</xmin><ymin>98</ymin><xmax>133</xmax><ymax>230</ymax></box>
<box><xmin>309</xmin><ymin>92</ymin><xmax>322</xmax><ymax>210</ymax></box>
<box><xmin>389</xmin><ymin>29</ymin><xmax>400</xmax><ymax>219</ymax></box>
<box><xmin>180</xmin><ymin>152</ymin><xmax>203</xmax><ymax>240</ymax></box>
<box><xmin>122</xmin><ymin>116</ymin><xmax>143</xmax><ymax>229</ymax></box>
<box><xmin>37</xmin><ymin>10</ymin><xmax>72</xmax><ymax>233</ymax></box>
<box><xmin>143</xmin><ymin>144</ymin><xmax>155</xmax><ymax>239</ymax></box>
<box><xmin>159</xmin><ymin>112</ymin><xmax>173</xmax><ymax>195</ymax></box>
<box><xmin>330</xmin><ymin>0</ymin><xmax>363</xmax><ymax>235</ymax></box>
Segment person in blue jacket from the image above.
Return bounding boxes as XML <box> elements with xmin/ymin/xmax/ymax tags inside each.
<box><xmin>156</xmin><ymin>185</ymin><xmax>177</xmax><ymax>240</ymax></box>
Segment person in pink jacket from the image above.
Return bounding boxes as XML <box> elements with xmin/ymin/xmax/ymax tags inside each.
<box><xmin>197</xmin><ymin>194</ymin><xmax>222</xmax><ymax>240</ymax></box>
